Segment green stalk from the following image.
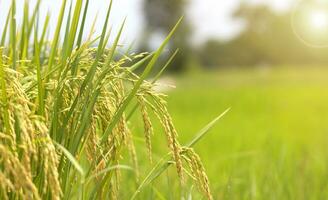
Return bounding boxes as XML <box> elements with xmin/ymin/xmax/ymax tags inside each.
<box><xmin>152</xmin><ymin>49</ymin><xmax>179</xmax><ymax>83</ymax></box>
<box><xmin>20</xmin><ymin>0</ymin><xmax>29</xmax><ymax>62</ymax></box>
<box><xmin>76</xmin><ymin>0</ymin><xmax>90</xmax><ymax>48</ymax></box>
<box><xmin>47</xmin><ymin>0</ymin><xmax>67</xmax><ymax>73</ymax></box>
<box><xmin>27</xmin><ymin>0</ymin><xmax>41</xmax><ymax>39</ymax></box>
<box><xmin>72</xmin><ymin>0</ymin><xmax>90</xmax><ymax>75</ymax></box>
<box><xmin>64</xmin><ymin>0</ymin><xmax>83</xmax><ymax>60</ymax></box>
<box><xmin>1</xmin><ymin>7</ymin><xmax>11</xmax><ymax>47</ymax></box>
<box><xmin>34</xmin><ymin>26</ymin><xmax>45</xmax><ymax>116</ymax></box>
<box><xmin>61</xmin><ymin>1</ymin><xmax>73</xmax><ymax>61</ymax></box>
<box><xmin>10</xmin><ymin>0</ymin><xmax>16</xmax><ymax>69</ymax></box>
<box><xmin>39</xmin><ymin>12</ymin><xmax>50</xmax><ymax>53</ymax></box>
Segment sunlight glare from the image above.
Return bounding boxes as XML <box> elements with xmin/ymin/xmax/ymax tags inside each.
<box><xmin>309</xmin><ymin>11</ymin><xmax>328</xmax><ymax>29</ymax></box>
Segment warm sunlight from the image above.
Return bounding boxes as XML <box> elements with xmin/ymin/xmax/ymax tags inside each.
<box><xmin>309</xmin><ymin>10</ymin><xmax>328</xmax><ymax>29</ymax></box>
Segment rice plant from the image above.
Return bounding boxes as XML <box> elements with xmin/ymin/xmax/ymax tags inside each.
<box><xmin>0</xmin><ymin>0</ymin><xmax>227</xmax><ymax>199</ymax></box>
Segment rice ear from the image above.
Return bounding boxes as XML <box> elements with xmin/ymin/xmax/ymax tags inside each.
<box><xmin>0</xmin><ymin>1</ymin><xmax>212</xmax><ymax>199</ymax></box>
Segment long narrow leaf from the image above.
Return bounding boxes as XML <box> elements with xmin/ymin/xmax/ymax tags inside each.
<box><xmin>10</xmin><ymin>0</ymin><xmax>16</xmax><ymax>69</ymax></box>
<box><xmin>131</xmin><ymin>108</ymin><xmax>230</xmax><ymax>199</ymax></box>
<box><xmin>47</xmin><ymin>0</ymin><xmax>67</xmax><ymax>73</ymax></box>
<box><xmin>186</xmin><ymin>108</ymin><xmax>231</xmax><ymax>147</ymax></box>
<box><xmin>86</xmin><ymin>165</ymin><xmax>133</xmax><ymax>184</ymax></box>
<box><xmin>152</xmin><ymin>49</ymin><xmax>179</xmax><ymax>83</ymax></box>
<box><xmin>34</xmin><ymin>25</ymin><xmax>45</xmax><ymax>116</ymax></box>
<box><xmin>100</xmin><ymin>17</ymin><xmax>183</xmax><ymax>144</ymax></box>
<box><xmin>54</xmin><ymin>141</ymin><xmax>85</xmax><ymax>179</ymax></box>
<box><xmin>1</xmin><ymin>7</ymin><xmax>11</xmax><ymax>46</ymax></box>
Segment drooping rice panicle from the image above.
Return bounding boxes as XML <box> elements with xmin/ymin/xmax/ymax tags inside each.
<box><xmin>0</xmin><ymin>1</ymin><xmax>217</xmax><ymax>199</ymax></box>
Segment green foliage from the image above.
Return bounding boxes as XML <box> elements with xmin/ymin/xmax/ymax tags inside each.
<box><xmin>198</xmin><ymin>4</ymin><xmax>328</xmax><ymax>67</ymax></box>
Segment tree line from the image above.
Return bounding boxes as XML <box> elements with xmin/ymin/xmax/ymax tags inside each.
<box><xmin>142</xmin><ymin>1</ymin><xmax>328</xmax><ymax>70</ymax></box>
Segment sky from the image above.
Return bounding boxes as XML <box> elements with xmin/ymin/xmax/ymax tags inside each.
<box><xmin>189</xmin><ymin>0</ymin><xmax>293</xmax><ymax>42</ymax></box>
<box><xmin>0</xmin><ymin>0</ymin><xmax>294</xmax><ymax>45</ymax></box>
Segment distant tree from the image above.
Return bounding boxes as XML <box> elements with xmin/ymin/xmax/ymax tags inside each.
<box><xmin>198</xmin><ymin>4</ymin><xmax>328</xmax><ymax>67</ymax></box>
<box><xmin>142</xmin><ymin>0</ymin><xmax>192</xmax><ymax>71</ymax></box>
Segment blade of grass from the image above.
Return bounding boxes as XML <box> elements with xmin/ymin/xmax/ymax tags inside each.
<box><xmin>27</xmin><ymin>0</ymin><xmax>41</xmax><ymax>39</ymax></box>
<box><xmin>131</xmin><ymin>108</ymin><xmax>230</xmax><ymax>199</ymax></box>
<box><xmin>91</xmin><ymin>19</ymin><xmax>126</xmax><ymax>87</ymax></box>
<box><xmin>152</xmin><ymin>49</ymin><xmax>179</xmax><ymax>83</ymax></box>
<box><xmin>186</xmin><ymin>108</ymin><xmax>231</xmax><ymax>147</ymax></box>
<box><xmin>47</xmin><ymin>0</ymin><xmax>67</xmax><ymax>73</ymax></box>
<box><xmin>125</xmin><ymin>50</ymin><xmax>174</xmax><ymax>121</ymax></box>
<box><xmin>128</xmin><ymin>53</ymin><xmax>153</xmax><ymax>72</ymax></box>
<box><xmin>10</xmin><ymin>0</ymin><xmax>16</xmax><ymax>69</ymax></box>
<box><xmin>39</xmin><ymin>12</ymin><xmax>50</xmax><ymax>53</ymax></box>
<box><xmin>86</xmin><ymin>14</ymin><xmax>98</xmax><ymax>41</ymax></box>
<box><xmin>101</xmin><ymin>16</ymin><xmax>125</xmax><ymax>72</ymax></box>
<box><xmin>1</xmin><ymin>7</ymin><xmax>11</xmax><ymax>46</ymax></box>
<box><xmin>61</xmin><ymin>1</ymin><xmax>73</xmax><ymax>61</ymax></box>
<box><xmin>54</xmin><ymin>141</ymin><xmax>85</xmax><ymax>179</ymax></box>
<box><xmin>151</xmin><ymin>185</ymin><xmax>167</xmax><ymax>200</ymax></box>
<box><xmin>71</xmin><ymin>0</ymin><xmax>90</xmax><ymax>75</ymax></box>
<box><xmin>34</xmin><ymin>25</ymin><xmax>45</xmax><ymax>116</ymax></box>
<box><xmin>19</xmin><ymin>0</ymin><xmax>29</xmax><ymax>60</ymax></box>
<box><xmin>76</xmin><ymin>0</ymin><xmax>90</xmax><ymax>48</ymax></box>
<box><xmin>124</xmin><ymin>39</ymin><xmax>136</xmax><ymax>55</ymax></box>
<box><xmin>102</xmin><ymin>26</ymin><xmax>112</xmax><ymax>52</ymax></box>
<box><xmin>69</xmin><ymin>88</ymin><xmax>101</xmax><ymax>155</ymax></box>
<box><xmin>131</xmin><ymin>156</ymin><xmax>172</xmax><ymax>200</ymax></box>
<box><xmin>65</xmin><ymin>0</ymin><xmax>83</xmax><ymax>60</ymax></box>
<box><xmin>86</xmin><ymin>165</ymin><xmax>133</xmax><ymax>184</ymax></box>
<box><xmin>100</xmin><ymin>17</ymin><xmax>183</xmax><ymax>144</ymax></box>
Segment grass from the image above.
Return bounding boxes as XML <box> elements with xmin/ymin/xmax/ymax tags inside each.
<box><xmin>0</xmin><ymin>1</ymin><xmax>219</xmax><ymax>199</ymax></box>
<box><xmin>142</xmin><ymin>66</ymin><xmax>328</xmax><ymax>199</ymax></box>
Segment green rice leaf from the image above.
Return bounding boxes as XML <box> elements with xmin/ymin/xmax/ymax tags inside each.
<box><xmin>34</xmin><ymin>25</ymin><xmax>45</xmax><ymax>116</ymax></box>
<box><xmin>100</xmin><ymin>17</ymin><xmax>183</xmax><ymax>144</ymax></box>
<box><xmin>54</xmin><ymin>141</ymin><xmax>85</xmax><ymax>179</ymax></box>
<box><xmin>10</xmin><ymin>0</ymin><xmax>16</xmax><ymax>69</ymax></box>
<box><xmin>131</xmin><ymin>108</ymin><xmax>230</xmax><ymax>199</ymax></box>
<box><xmin>1</xmin><ymin>7</ymin><xmax>11</xmax><ymax>46</ymax></box>
<box><xmin>152</xmin><ymin>49</ymin><xmax>179</xmax><ymax>83</ymax></box>
<box><xmin>86</xmin><ymin>165</ymin><xmax>134</xmax><ymax>184</ymax></box>
<box><xmin>47</xmin><ymin>0</ymin><xmax>67</xmax><ymax>73</ymax></box>
<box><xmin>186</xmin><ymin>107</ymin><xmax>230</xmax><ymax>148</ymax></box>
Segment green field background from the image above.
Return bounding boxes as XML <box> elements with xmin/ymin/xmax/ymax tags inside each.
<box><xmin>130</xmin><ymin>67</ymin><xmax>328</xmax><ymax>199</ymax></box>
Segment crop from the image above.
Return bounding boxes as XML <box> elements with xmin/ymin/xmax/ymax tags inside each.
<box><xmin>0</xmin><ymin>0</ymin><xmax>227</xmax><ymax>199</ymax></box>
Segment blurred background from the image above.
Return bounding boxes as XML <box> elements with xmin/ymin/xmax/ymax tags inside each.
<box><xmin>3</xmin><ymin>0</ymin><xmax>328</xmax><ymax>198</ymax></box>
<box><xmin>4</xmin><ymin>0</ymin><xmax>328</xmax><ymax>70</ymax></box>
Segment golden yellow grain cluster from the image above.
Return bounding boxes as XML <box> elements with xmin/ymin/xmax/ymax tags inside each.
<box><xmin>0</xmin><ymin>1</ymin><xmax>214</xmax><ymax>198</ymax></box>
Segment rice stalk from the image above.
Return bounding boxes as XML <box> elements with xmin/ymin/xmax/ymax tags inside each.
<box><xmin>0</xmin><ymin>1</ymin><xmax>221</xmax><ymax>199</ymax></box>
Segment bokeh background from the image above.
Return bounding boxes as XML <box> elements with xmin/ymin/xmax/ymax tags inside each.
<box><xmin>2</xmin><ymin>0</ymin><xmax>328</xmax><ymax>198</ymax></box>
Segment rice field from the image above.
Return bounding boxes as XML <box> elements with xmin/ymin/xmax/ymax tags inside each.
<box><xmin>2</xmin><ymin>0</ymin><xmax>328</xmax><ymax>199</ymax></box>
<box><xmin>142</xmin><ymin>67</ymin><xmax>328</xmax><ymax>199</ymax></box>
